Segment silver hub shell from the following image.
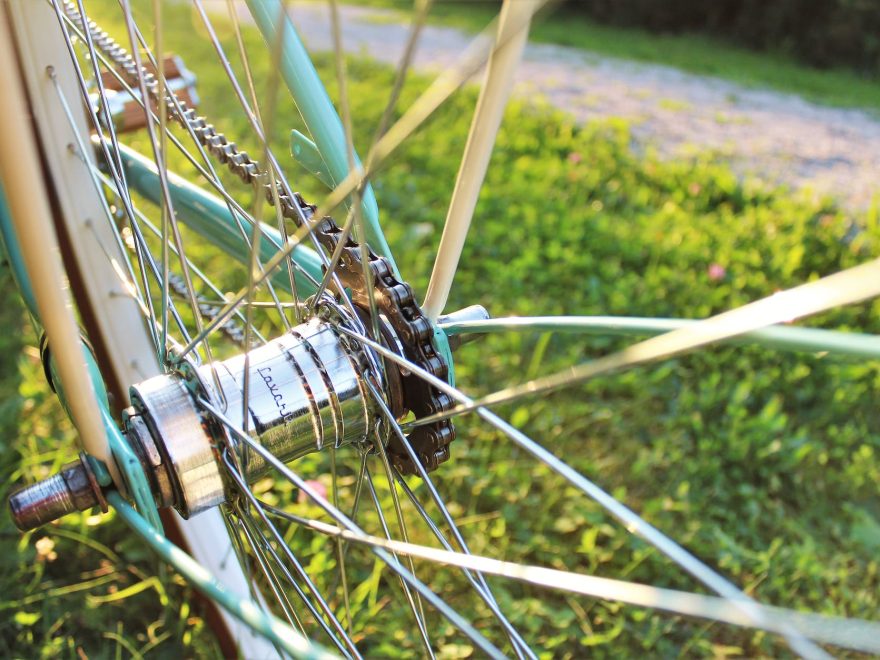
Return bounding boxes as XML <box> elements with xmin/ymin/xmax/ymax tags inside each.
<box><xmin>130</xmin><ymin>374</ymin><xmax>221</xmax><ymax>517</ymax></box>
<box><xmin>128</xmin><ymin>317</ymin><xmax>375</xmax><ymax>518</ymax></box>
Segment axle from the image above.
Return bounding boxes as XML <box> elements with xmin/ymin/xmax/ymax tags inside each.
<box><xmin>10</xmin><ymin>312</ymin><xmax>376</xmax><ymax>530</ymax></box>
<box><xmin>8</xmin><ymin>305</ymin><xmax>488</xmax><ymax>531</ymax></box>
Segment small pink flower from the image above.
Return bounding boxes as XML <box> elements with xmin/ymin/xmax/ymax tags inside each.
<box><xmin>298</xmin><ymin>479</ymin><xmax>328</xmax><ymax>504</ymax></box>
<box><xmin>707</xmin><ymin>263</ymin><xmax>726</xmax><ymax>281</ymax></box>
<box><xmin>568</xmin><ymin>151</ymin><xmax>582</xmax><ymax>164</ymax></box>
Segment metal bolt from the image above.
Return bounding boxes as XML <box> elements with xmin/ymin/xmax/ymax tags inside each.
<box><xmin>8</xmin><ymin>453</ymin><xmax>106</xmax><ymax>531</ymax></box>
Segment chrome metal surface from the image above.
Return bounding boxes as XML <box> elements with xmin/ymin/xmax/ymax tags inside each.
<box><xmin>438</xmin><ymin>305</ymin><xmax>490</xmax><ymax>350</ymax></box>
<box><xmin>125</xmin><ymin>411</ymin><xmax>176</xmax><ymax>509</ymax></box>
<box><xmin>438</xmin><ymin>305</ymin><xmax>490</xmax><ymax>327</ymax></box>
<box><xmin>130</xmin><ymin>373</ymin><xmax>224</xmax><ymax>518</ymax></box>
<box><xmin>201</xmin><ymin>317</ymin><xmax>372</xmax><ymax>478</ymax></box>
<box><xmin>126</xmin><ymin>316</ymin><xmax>375</xmax><ymax>517</ymax></box>
<box><xmin>8</xmin><ymin>453</ymin><xmax>105</xmax><ymax>531</ymax></box>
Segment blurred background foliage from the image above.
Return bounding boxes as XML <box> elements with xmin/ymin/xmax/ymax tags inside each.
<box><xmin>358</xmin><ymin>0</ymin><xmax>880</xmax><ymax>110</ymax></box>
<box><xmin>578</xmin><ymin>0</ymin><xmax>880</xmax><ymax>77</ymax></box>
<box><xmin>1</xmin><ymin>1</ymin><xmax>879</xmax><ymax>657</ymax></box>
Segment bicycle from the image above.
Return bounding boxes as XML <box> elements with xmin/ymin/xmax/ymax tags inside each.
<box><xmin>1</xmin><ymin>0</ymin><xmax>879</xmax><ymax>657</ymax></box>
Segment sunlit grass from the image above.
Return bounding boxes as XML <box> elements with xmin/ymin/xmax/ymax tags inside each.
<box><xmin>0</xmin><ymin>275</ymin><xmax>220</xmax><ymax>656</ymax></box>
<box><xmin>2</xmin><ymin>1</ymin><xmax>880</xmax><ymax>657</ymax></box>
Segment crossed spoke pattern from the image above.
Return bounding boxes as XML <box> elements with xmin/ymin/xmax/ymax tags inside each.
<box><xmin>44</xmin><ymin>0</ymin><xmax>880</xmax><ymax>656</ymax></box>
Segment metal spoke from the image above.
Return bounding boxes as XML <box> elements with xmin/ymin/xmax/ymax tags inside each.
<box><xmin>370</xmin><ymin>441</ymin><xmax>429</xmax><ymax>631</ymax></box>
<box><xmin>223</xmin><ymin>453</ymin><xmax>362</xmax><ymax>658</ymax></box>
<box><xmin>392</xmin><ymin>477</ymin><xmax>533</xmax><ymax>660</ymax></box>
<box><xmin>199</xmin><ymin>398</ymin><xmax>505</xmax><ymax>658</ymax></box>
<box><xmin>418</xmin><ymin>258</ymin><xmax>880</xmax><ymax>425</ymax></box>
<box><xmin>68</xmin><ymin>0</ymin><xmax>132</xmax><ymax>209</ymax></box>
<box><xmin>249</xmin><ymin>508</ymin><xmax>880</xmax><ymax>655</ymax></box>
<box><xmin>323</xmin><ymin>452</ymin><xmax>371</xmax><ymax>607</ymax></box>
<box><xmin>309</xmin><ymin>203</ymin><xmax>359</xmax><ymax>307</ymax></box>
<box><xmin>312</xmin><ymin>0</ymin><xmax>551</xmax><ymax>228</ymax></box>
<box><xmin>325</xmin><ymin>451</ymin><xmax>370</xmax><ymax>596</ymax></box>
<box><xmin>242</xmin><ymin>186</ymin><xmax>264</xmax><ymax>435</ymax></box>
<box><xmin>371</xmin><ymin>0</ymin><xmax>434</xmax><ymax>145</ymax></box>
<box><xmin>211</xmin><ymin>1</ymin><xmax>295</xmax><ymax>335</ymax></box>
<box><xmin>119</xmin><ymin>0</ymin><xmax>211</xmax><ymax>364</ymax></box>
<box><xmin>360</xmin><ymin>379</ymin><xmax>533</xmax><ymax>658</ymax></box>
<box><xmin>149</xmin><ymin>0</ymin><xmax>171</xmax><ymax>360</ymax></box>
<box><xmin>362</xmin><ymin>463</ymin><xmax>434</xmax><ymax>657</ymax></box>
<box><xmin>328</xmin><ymin>447</ymin><xmax>353</xmax><ymax>634</ymax></box>
<box><xmin>333</xmin><ymin>325</ymin><xmax>825</xmax><ymax>657</ymax></box>
<box><xmin>226</xmin><ymin>0</ymin><xmax>302</xmax><ymax>325</ymax></box>
<box><xmin>323</xmin><ymin>0</ymin><xmax>383</xmax><ymax>344</ymax></box>
<box><xmin>228</xmin><ymin>506</ymin><xmax>307</xmax><ymax>636</ymax></box>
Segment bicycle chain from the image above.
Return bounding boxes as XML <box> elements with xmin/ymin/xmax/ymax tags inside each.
<box><xmin>166</xmin><ymin>272</ymin><xmax>246</xmax><ymax>348</ymax></box>
<box><xmin>65</xmin><ymin>3</ymin><xmax>454</xmax><ymax>474</ymax></box>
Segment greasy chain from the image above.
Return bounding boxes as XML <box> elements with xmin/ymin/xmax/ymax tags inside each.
<box><xmin>63</xmin><ymin>3</ymin><xmax>455</xmax><ymax>474</ymax></box>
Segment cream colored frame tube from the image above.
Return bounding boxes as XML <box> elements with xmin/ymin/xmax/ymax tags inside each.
<box><xmin>0</xmin><ymin>5</ymin><xmax>116</xmax><ymax>482</ymax></box>
<box><xmin>422</xmin><ymin>0</ymin><xmax>539</xmax><ymax>321</ymax></box>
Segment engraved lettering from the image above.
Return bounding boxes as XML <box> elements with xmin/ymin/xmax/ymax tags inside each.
<box><xmin>257</xmin><ymin>365</ymin><xmax>294</xmax><ymax>425</ymax></box>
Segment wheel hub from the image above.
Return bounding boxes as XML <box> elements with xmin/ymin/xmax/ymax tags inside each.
<box><xmin>126</xmin><ymin>301</ymin><xmax>386</xmax><ymax>518</ymax></box>
<box><xmin>8</xmin><ymin>304</ymin><xmax>488</xmax><ymax>530</ymax></box>
<box><xmin>9</xmin><ymin>302</ymin><xmax>388</xmax><ymax>527</ymax></box>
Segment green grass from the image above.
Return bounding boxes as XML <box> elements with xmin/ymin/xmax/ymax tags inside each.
<box><xmin>3</xmin><ymin>1</ymin><xmax>880</xmax><ymax>657</ymax></box>
<box><xmin>0</xmin><ymin>272</ymin><xmax>221</xmax><ymax>657</ymax></box>
<box><xmin>355</xmin><ymin>0</ymin><xmax>880</xmax><ymax>112</ymax></box>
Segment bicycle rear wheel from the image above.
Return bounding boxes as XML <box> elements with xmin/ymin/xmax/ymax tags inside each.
<box><xmin>4</xmin><ymin>0</ymin><xmax>880</xmax><ymax>657</ymax></box>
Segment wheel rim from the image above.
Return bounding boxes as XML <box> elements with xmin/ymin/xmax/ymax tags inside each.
<box><xmin>16</xmin><ymin>0</ymin><xmax>880</xmax><ymax>656</ymax></box>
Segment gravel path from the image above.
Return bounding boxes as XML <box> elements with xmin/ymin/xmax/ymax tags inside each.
<box><xmin>276</xmin><ymin>2</ymin><xmax>879</xmax><ymax>210</ymax></box>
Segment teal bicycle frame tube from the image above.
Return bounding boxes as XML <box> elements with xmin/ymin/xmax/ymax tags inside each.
<box><xmin>244</xmin><ymin>0</ymin><xmax>398</xmax><ymax>277</ymax></box>
<box><xmin>117</xmin><ymin>143</ymin><xmax>323</xmax><ymax>295</ymax></box>
<box><xmin>1</xmin><ymin>179</ymin><xmax>162</xmax><ymax>529</ymax></box>
<box><xmin>439</xmin><ymin>316</ymin><xmax>880</xmax><ymax>360</ymax></box>
<box><xmin>0</xmin><ymin>182</ymin><xmax>37</xmax><ymax>316</ymax></box>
